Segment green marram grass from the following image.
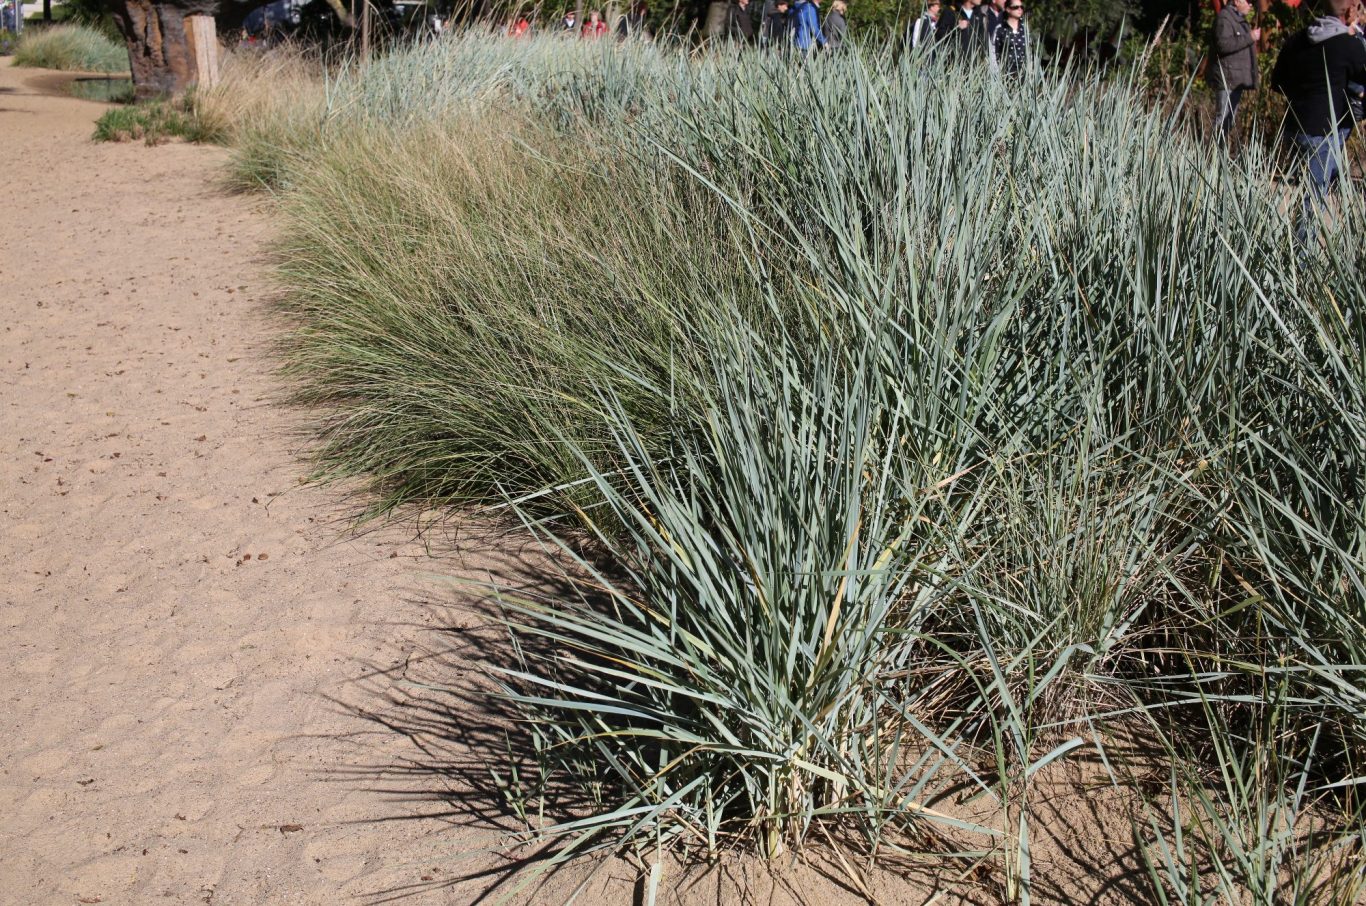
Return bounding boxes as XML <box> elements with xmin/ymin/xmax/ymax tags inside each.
<box><xmin>13</xmin><ymin>24</ymin><xmax>128</xmax><ymax>74</ymax></box>
<box><xmin>213</xmin><ymin>35</ymin><xmax>1366</xmax><ymax>903</ymax></box>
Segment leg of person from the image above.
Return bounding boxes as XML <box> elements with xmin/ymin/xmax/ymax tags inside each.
<box><xmin>1296</xmin><ymin>131</ymin><xmax>1345</xmax><ymax>245</ymax></box>
<box><xmin>1336</xmin><ymin>126</ymin><xmax>1354</xmax><ymax>185</ymax></box>
<box><xmin>1225</xmin><ymin>87</ymin><xmax>1245</xmax><ymax>142</ymax></box>
<box><xmin>1218</xmin><ymin>89</ymin><xmax>1240</xmax><ymax>142</ymax></box>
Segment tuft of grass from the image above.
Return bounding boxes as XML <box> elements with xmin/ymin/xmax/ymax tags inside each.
<box><xmin>92</xmin><ymin>94</ymin><xmax>221</xmax><ymax>145</ymax></box>
<box><xmin>13</xmin><ymin>24</ymin><xmax>128</xmax><ymax>73</ymax></box>
<box><xmin>192</xmin><ymin>48</ymin><xmax>326</xmax><ymax>184</ymax></box>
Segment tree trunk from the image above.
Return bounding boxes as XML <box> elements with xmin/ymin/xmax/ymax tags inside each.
<box><xmin>109</xmin><ymin>0</ymin><xmax>206</xmax><ymax>99</ymax></box>
<box><xmin>186</xmin><ymin>15</ymin><xmax>220</xmax><ymax>89</ymax></box>
<box><xmin>360</xmin><ymin>0</ymin><xmax>370</xmax><ymax>60</ymax></box>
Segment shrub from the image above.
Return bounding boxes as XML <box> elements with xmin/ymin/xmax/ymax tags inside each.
<box><xmin>228</xmin><ymin>36</ymin><xmax>1366</xmax><ymax>900</ymax></box>
<box><xmin>12</xmin><ymin>24</ymin><xmax>128</xmax><ymax>73</ymax></box>
<box><xmin>92</xmin><ymin>95</ymin><xmax>220</xmax><ymax>144</ymax></box>
<box><xmin>192</xmin><ymin>47</ymin><xmax>326</xmax><ymax>179</ymax></box>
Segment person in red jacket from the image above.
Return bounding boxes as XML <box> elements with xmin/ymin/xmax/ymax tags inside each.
<box><xmin>582</xmin><ymin>9</ymin><xmax>609</xmax><ymax>37</ymax></box>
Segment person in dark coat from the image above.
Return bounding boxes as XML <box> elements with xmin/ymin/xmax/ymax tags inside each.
<box><xmin>1271</xmin><ymin>0</ymin><xmax>1366</xmax><ymax>237</ymax></box>
<box><xmin>1207</xmin><ymin>0</ymin><xmax>1260</xmax><ymax>142</ymax></box>
<box><xmin>936</xmin><ymin>0</ymin><xmax>988</xmax><ymax>58</ymax></box>
<box><xmin>981</xmin><ymin>0</ymin><xmax>1004</xmax><ymax>42</ymax></box>
<box><xmin>761</xmin><ymin>0</ymin><xmax>792</xmax><ymax>48</ymax></box>
<box><xmin>824</xmin><ymin>0</ymin><xmax>848</xmax><ymax>50</ymax></box>
<box><xmin>617</xmin><ymin>1</ymin><xmax>649</xmax><ymax>39</ymax></box>
<box><xmin>727</xmin><ymin>0</ymin><xmax>756</xmax><ymax>42</ymax></box>
<box><xmin>990</xmin><ymin>0</ymin><xmax>1027</xmax><ymax>80</ymax></box>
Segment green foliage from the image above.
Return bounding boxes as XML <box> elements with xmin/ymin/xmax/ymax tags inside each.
<box><xmin>93</xmin><ymin>95</ymin><xmax>222</xmax><ymax>144</ymax></box>
<box><xmin>228</xmin><ymin>36</ymin><xmax>1366</xmax><ymax>900</ymax></box>
<box><xmin>1025</xmin><ymin>0</ymin><xmax>1134</xmax><ymax>43</ymax></box>
<box><xmin>42</xmin><ymin>0</ymin><xmax>124</xmax><ymax>40</ymax></box>
<box><xmin>846</xmin><ymin>0</ymin><xmax>917</xmax><ymax>37</ymax></box>
<box><xmin>12</xmin><ymin>23</ymin><xmax>128</xmax><ymax>73</ymax></box>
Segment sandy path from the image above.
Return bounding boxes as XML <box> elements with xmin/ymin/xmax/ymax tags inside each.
<box><xmin>0</xmin><ymin>62</ymin><xmax>517</xmax><ymax>905</ymax></box>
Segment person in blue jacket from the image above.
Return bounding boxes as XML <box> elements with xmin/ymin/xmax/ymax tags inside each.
<box><xmin>791</xmin><ymin>0</ymin><xmax>826</xmax><ymax>53</ymax></box>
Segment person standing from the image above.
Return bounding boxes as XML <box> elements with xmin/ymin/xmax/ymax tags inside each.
<box><xmin>990</xmin><ymin>0</ymin><xmax>1028</xmax><ymax>80</ymax></box>
<box><xmin>982</xmin><ymin>0</ymin><xmax>1004</xmax><ymax>42</ymax></box>
<box><xmin>727</xmin><ymin>0</ymin><xmax>756</xmax><ymax>43</ymax></box>
<box><xmin>762</xmin><ymin>0</ymin><xmax>793</xmax><ymax>48</ymax></box>
<box><xmin>911</xmin><ymin>0</ymin><xmax>940</xmax><ymax>50</ymax></box>
<box><xmin>937</xmin><ymin>0</ymin><xmax>987</xmax><ymax>58</ymax></box>
<box><xmin>824</xmin><ymin>0</ymin><xmax>848</xmax><ymax>50</ymax></box>
<box><xmin>1271</xmin><ymin>0</ymin><xmax>1366</xmax><ymax>237</ymax></box>
<box><xmin>791</xmin><ymin>0</ymin><xmax>827</xmax><ymax>53</ymax></box>
<box><xmin>617</xmin><ymin>1</ymin><xmax>649</xmax><ymax>39</ymax></box>
<box><xmin>1207</xmin><ymin>0</ymin><xmax>1261</xmax><ymax>142</ymax></box>
<box><xmin>561</xmin><ymin>8</ymin><xmax>578</xmax><ymax>31</ymax></box>
<box><xmin>581</xmin><ymin>9</ymin><xmax>609</xmax><ymax>36</ymax></box>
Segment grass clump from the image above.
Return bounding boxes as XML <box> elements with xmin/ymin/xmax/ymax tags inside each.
<box><xmin>13</xmin><ymin>24</ymin><xmax>127</xmax><ymax>73</ymax></box>
<box><xmin>222</xmin><ymin>36</ymin><xmax>1366</xmax><ymax>902</ymax></box>
<box><xmin>93</xmin><ymin>94</ymin><xmax>221</xmax><ymax>144</ymax></box>
<box><xmin>192</xmin><ymin>48</ymin><xmax>325</xmax><ymax>181</ymax></box>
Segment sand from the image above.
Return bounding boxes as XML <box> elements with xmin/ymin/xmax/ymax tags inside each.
<box><xmin>0</xmin><ymin>60</ymin><xmax>512</xmax><ymax>905</ymax></box>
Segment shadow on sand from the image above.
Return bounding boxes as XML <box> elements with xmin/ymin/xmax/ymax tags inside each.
<box><xmin>310</xmin><ymin>516</ymin><xmax>1166</xmax><ymax>905</ymax></box>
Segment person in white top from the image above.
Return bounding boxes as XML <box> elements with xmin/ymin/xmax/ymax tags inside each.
<box><xmin>911</xmin><ymin>0</ymin><xmax>940</xmax><ymax>50</ymax></box>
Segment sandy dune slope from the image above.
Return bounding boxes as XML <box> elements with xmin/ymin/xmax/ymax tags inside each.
<box><xmin>0</xmin><ymin>61</ymin><xmax>519</xmax><ymax>905</ymax></box>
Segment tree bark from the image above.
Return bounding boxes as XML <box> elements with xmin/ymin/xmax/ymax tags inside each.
<box><xmin>109</xmin><ymin>0</ymin><xmax>214</xmax><ymax>99</ymax></box>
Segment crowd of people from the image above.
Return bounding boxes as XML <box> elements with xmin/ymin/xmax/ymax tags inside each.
<box><xmin>909</xmin><ymin>0</ymin><xmax>1030</xmax><ymax>76</ymax></box>
<box><xmin>723</xmin><ymin>0</ymin><xmax>849</xmax><ymax>52</ymax></box>
<box><xmin>496</xmin><ymin>0</ymin><xmax>1030</xmax><ymax>71</ymax></box>
<box><xmin>727</xmin><ymin>0</ymin><xmax>1028</xmax><ymax>67</ymax></box>
<box><xmin>1208</xmin><ymin>0</ymin><xmax>1366</xmax><ymax>237</ymax></box>
<box><xmin>714</xmin><ymin>0</ymin><xmax>1032</xmax><ymax>73</ymax></box>
<box><xmin>493</xmin><ymin>0</ymin><xmax>1361</xmax><ymax>240</ymax></box>
<box><xmin>499</xmin><ymin>0</ymin><xmax>850</xmax><ymax>51</ymax></box>
<box><xmin>501</xmin><ymin>2</ymin><xmax>651</xmax><ymax>41</ymax></box>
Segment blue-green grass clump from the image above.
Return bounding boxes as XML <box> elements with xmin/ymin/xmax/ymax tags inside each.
<box><xmin>226</xmin><ymin>36</ymin><xmax>1366</xmax><ymax>903</ymax></box>
<box><xmin>13</xmin><ymin>24</ymin><xmax>128</xmax><ymax>73</ymax></box>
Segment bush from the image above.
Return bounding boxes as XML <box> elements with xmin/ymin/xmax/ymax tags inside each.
<box><xmin>193</xmin><ymin>47</ymin><xmax>328</xmax><ymax>186</ymax></box>
<box><xmin>12</xmin><ymin>23</ymin><xmax>128</xmax><ymax>73</ymax></box>
<box><xmin>93</xmin><ymin>95</ymin><xmax>219</xmax><ymax>144</ymax></box>
<box><xmin>228</xmin><ymin>36</ymin><xmax>1366</xmax><ymax>900</ymax></box>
